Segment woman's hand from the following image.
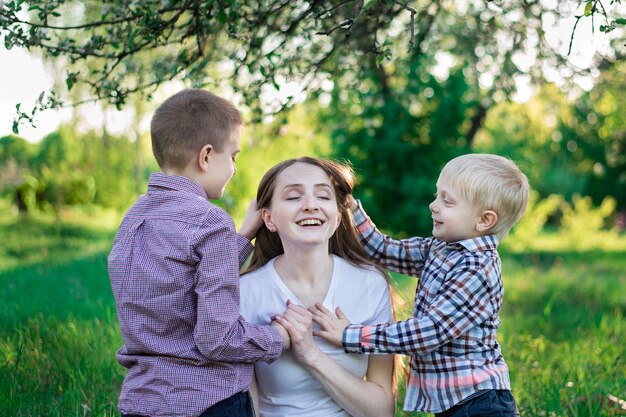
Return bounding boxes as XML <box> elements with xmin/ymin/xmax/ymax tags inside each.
<box><xmin>274</xmin><ymin>301</ymin><xmax>322</xmax><ymax>366</ymax></box>
<box><xmin>310</xmin><ymin>303</ymin><xmax>350</xmax><ymax>348</ymax></box>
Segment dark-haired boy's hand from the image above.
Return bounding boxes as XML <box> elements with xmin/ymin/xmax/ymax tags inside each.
<box><xmin>239</xmin><ymin>199</ymin><xmax>264</xmax><ymax>241</ymax></box>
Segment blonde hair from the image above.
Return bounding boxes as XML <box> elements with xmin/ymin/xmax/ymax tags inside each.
<box><xmin>150</xmin><ymin>89</ymin><xmax>242</xmax><ymax>170</ymax></box>
<box><xmin>438</xmin><ymin>153</ymin><xmax>530</xmax><ymax>240</ymax></box>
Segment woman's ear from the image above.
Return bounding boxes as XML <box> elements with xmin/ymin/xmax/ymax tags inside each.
<box><xmin>261</xmin><ymin>208</ymin><xmax>277</xmax><ymax>232</ymax></box>
<box><xmin>476</xmin><ymin>210</ymin><xmax>498</xmax><ymax>233</ymax></box>
<box><xmin>198</xmin><ymin>144</ymin><xmax>213</xmax><ymax>172</ymax></box>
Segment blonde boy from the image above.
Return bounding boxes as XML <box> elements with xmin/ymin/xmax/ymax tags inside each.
<box><xmin>108</xmin><ymin>89</ymin><xmax>287</xmax><ymax>417</ymax></box>
<box><xmin>313</xmin><ymin>153</ymin><xmax>529</xmax><ymax>417</ymax></box>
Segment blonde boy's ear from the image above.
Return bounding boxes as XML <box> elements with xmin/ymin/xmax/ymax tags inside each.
<box><xmin>261</xmin><ymin>208</ymin><xmax>277</xmax><ymax>232</ymax></box>
<box><xmin>198</xmin><ymin>144</ymin><xmax>213</xmax><ymax>172</ymax></box>
<box><xmin>476</xmin><ymin>210</ymin><xmax>498</xmax><ymax>233</ymax></box>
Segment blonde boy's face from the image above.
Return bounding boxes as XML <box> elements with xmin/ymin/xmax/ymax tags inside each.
<box><xmin>429</xmin><ymin>179</ymin><xmax>483</xmax><ymax>243</ymax></box>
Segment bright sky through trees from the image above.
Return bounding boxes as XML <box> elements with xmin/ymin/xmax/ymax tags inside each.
<box><xmin>0</xmin><ymin>5</ymin><xmax>616</xmax><ymax>143</ymax></box>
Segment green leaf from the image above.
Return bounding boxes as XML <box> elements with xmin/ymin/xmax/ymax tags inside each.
<box><xmin>218</xmin><ymin>9</ymin><xmax>227</xmax><ymax>24</ymax></box>
<box><xmin>363</xmin><ymin>0</ymin><xmax>378</xmax><ymax>11</ymax></box>
<box><xmin>615</xmin><ymin>18</ymin><xmax>626</xmax><ymax>25</ymax></box>
<box><xmin>584</xmin><ymin>2</ymin><xmax>594</xmax><ymax>17</ymax></box>
<box><xmin>66</xmin><ymin>72</ymin><xmax>78</xmax><ymax>91</ymax></box>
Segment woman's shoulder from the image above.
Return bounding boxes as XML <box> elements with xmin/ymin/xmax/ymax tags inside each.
<box><xmin>240</xmin><ymin>260</ymin><xmax>274</xmax><ymax>288</ymax></box>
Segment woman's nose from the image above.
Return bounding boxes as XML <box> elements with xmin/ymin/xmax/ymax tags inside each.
<box><xmin>302</xmin><ymin>195</ymin><xmax>319</xmax><ymax>211</ymax></box>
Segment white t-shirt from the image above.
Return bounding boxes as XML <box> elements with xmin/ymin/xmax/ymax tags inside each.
<box><xmin>240</xmin><ymin>255</ymin><xmax>393</xmax><ymax>417</ymax></box>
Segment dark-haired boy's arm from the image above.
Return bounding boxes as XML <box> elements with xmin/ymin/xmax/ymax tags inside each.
<box><xmin>194</xmin><ymin>210</ymin><xmax>283</xmax><ymax>363</ymax></box>
<box><xmin>352</xmin><ymin>199</ymin><xmax>430</xmax><ymax>276</ymax></box>
<box><xmin>235</xmin><ymin>233</ymin><xmax>254</xmax><ymax>266</ymax></box>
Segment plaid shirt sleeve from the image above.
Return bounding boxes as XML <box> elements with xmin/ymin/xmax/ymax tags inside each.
<box><xmin>353</xmin><ymin>200</ymin><xmax>431</xmax><ymax>276</ymax></box>
<box><xmin>344</xmin><ymin>259</ymin><xmax>497</xmax><ymax>355</ymax></box>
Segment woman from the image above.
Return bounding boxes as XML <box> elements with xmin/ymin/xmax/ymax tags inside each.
<box><xmin>240</xmin><ymin>157</ymin><xmax>396</xmax><ymax>417</ymax></box>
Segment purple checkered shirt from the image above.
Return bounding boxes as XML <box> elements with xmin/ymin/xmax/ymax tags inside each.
<box><xmin>108</xmin><ymin>172</ymin><xmax>282</xmax><ymax>417</ymax></box>
<box><xmin>344</xmin><ymin>201</ymin><xmax>511</xmax><ymax>413</ymax></box>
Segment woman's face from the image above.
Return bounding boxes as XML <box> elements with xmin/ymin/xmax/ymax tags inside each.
<box><xmin>262</xmin><ymin>162</ymin><xmax>341</xmax><ymax>248</ymax></box>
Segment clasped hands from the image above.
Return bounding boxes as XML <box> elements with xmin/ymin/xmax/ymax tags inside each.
<box><xmin>272</xmin><ymin>300</ymin><xmax>350</xmax><ymax>362</ymax></box>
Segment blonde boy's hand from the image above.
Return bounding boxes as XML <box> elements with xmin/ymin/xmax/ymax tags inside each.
<box><xmin>239</xmin><ymin>199</ymin><xmax>264</xmax><ymax>241</ymax></box>
<box><xmin>310</xmin><ymin>303</ymin><xmax>350</xmax><ymax>348</ymax></box>
<box><xmin>347</xmin><ymin>194</ymin><xmax>357</xmax><ymax>210</ymax></box>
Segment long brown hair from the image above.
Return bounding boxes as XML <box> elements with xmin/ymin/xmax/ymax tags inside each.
<box><xmin>243</xmin><ymin>156</ymin><xmax>379</xmax><ymax>274</ymax></box>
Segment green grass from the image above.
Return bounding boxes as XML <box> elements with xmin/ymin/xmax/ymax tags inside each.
<box><xmin>1</xmin><ymin>207</ymin><xmax>625</xmax><ymax>417</ymax></box>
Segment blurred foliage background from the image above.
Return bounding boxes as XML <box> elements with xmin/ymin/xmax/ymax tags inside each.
<box><xmin>2</xmin><ymin>61</ymin><xmax>625</xmax><ymax>237</ymax></box>
<box><xmin>1</xmin><ymin>0</ymin><xmax>625</xmax><ymax>237</ymax></box>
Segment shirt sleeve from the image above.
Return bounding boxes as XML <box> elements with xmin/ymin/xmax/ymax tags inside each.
<box><xmin>235</xmin><ymin>233</ymin><xmax>254</xmax><ymax>268</ymax></box>
<box><xmin>193</xmin><ymin>209</ymin><xmax>283</xmax><ymax>363</ymax></box>
<box><xmin>344</xmin><ymin>260</ymin><xmax>496</xmax><ymax>356</ymax></box>
<box><xmin>353</xmin><ymin>199</ymin><xmax>431</xmax><ymax>277</ymax></box>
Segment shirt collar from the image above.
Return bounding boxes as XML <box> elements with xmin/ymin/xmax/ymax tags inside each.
<box><xmin>148</xmin><ymin>172</ymin><xmax>207</xmax><ymax>199</ymax></box>
<box><xmin>445</xmin><ymin>235</ymin><xmax>499</xmax><ymax>253</ymax></box>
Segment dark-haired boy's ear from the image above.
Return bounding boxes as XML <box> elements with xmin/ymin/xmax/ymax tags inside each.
<box><xmin>198</xmin><ymin>144</ymin><xmax>213</xmax><ymax>172</ymax></box>
<box><xmin>476</xmin><ymin>210</ymin><xmax>498</xmax><ymax>233</ymax></box>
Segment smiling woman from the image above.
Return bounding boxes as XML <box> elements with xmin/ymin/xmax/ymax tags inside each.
<box><xmin>239</xmin><ymin>156</ymin><xmax>397</xmax><ymax>417</ymax></box>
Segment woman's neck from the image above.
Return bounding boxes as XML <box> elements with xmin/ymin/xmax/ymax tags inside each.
<box><xmin>274</xmin><ymin>246</ymin><xmax>334</xmax><ymax>306</ymax></box>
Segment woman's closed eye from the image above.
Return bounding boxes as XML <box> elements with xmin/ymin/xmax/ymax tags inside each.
<box><xmin>285</xmin><ymin>192</ymin><xmax>301</xmax><ymax>200</ymax></box>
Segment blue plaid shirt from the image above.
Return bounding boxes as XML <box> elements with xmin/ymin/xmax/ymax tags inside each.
<box><xmin>343</xmin><ymin>201</ymin><xmax>511</xmax><ymax>413</ymax></box>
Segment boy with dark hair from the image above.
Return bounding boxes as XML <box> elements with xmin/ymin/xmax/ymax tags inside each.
<box><xmin>108</xmin><ymin>89</ymin><xmax>288</xmax><ymax>417</ymax></box>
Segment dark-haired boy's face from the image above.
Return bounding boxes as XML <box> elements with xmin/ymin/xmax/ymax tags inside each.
<box><xmin>201</xmin><ymin>133</ymin><xmax>240</xmax><ymax>200</ymax></box>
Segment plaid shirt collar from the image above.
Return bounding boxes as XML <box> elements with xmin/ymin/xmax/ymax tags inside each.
<box><xmin>445</xmin><ymin>234</ymin><xmax>499</xmax><ymax>253</ymax></box>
